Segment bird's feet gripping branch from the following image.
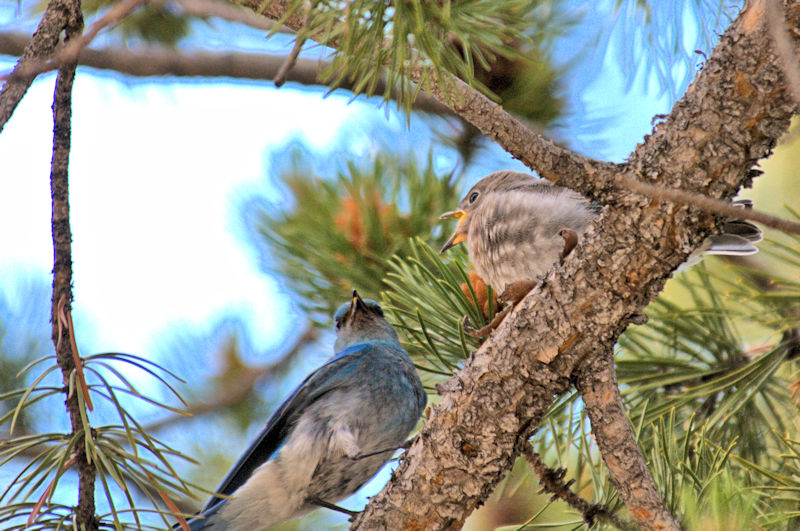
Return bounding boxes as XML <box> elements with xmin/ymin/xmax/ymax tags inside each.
<box><xmin>456</xmin><ymin>228</ymin><xmax>579</xmax><ymax>338</ymax></box>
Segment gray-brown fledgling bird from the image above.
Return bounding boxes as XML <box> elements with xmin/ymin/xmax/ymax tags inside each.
<box><xmin>439</xmin><ymin>170</ymin><xmax>761</xmax><ymax>327</ymax></box>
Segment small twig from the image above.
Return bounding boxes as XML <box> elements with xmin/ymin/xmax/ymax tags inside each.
<box><xmin>49</xmin><ymin>2</ymin><xmax>98</xmax><ymax>526</ymax></box>
<box><xmin>461</xmin><ymin>305</ymin><xmax>512</xmax><ymax>338</ymax></box>
<box><xmin>308</xmin><ymin>496</ymin><xmax>359</xmax><ymax>517</ymax></box>
<box><xmin>520</xmin><ymin>444</ymin><xmax>633</xmax><ymax>531</ymax></box>
<box><xmin>765</xmin><ymin>0</ymin><xmax>800</xmax><ymax>108</ymax></box>
<box><xmin>0</xmin><ymin>0</ymin><xmax>147</xmax><ymax>83</ymax></box>
<box><xmin>348</xmin><ymin>435</ymin><xmax>416</xmax><ymax>461</ymax></box>
<box><xmin>274</xmin><ymin>6</ymin><xmax>311</xmax><ymax>87</ymax></box>
<box><xmin>274</xmin><ymin>35</ymin><xmax>307</xmax><ymax>87</ymax></box>
<box><xmin>616</xmin><ymin>174</ymin><xmax>800</xmax><ymax>236</ymax></box>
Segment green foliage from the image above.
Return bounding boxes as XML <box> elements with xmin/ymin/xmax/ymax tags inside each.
<box><xmin>495</xmin><ymin>51</ymin><xmax>564</xmax><ymax>124</ymax></box>
<box><xmin>618</xmin><ymin>263</ymin><xmax>796</xmax><ymax>463</ymax></box>
<box><xmin>643</xmin><ymin>413</ymin><xmax>762</xmax><ymax>530</ymax></box>
<box><xmin>268</xmin><ymin>0</ymin><xmax>547</xmax><ymax>109</ymax></box>
<box><xmin>255</xmin><ymin>153</ymin><xmax>461</xmax><ymax>320</ymax></box>
<box><xmin>733</xmin><ymin>436</ymin><xmax>800</xmax><ymax>527</ymax></box>
<box><xmin>382</xmin><ymin>239</ymin><xmax>495</xmax><ymax>380</ymax></box>
<box><xmin>0</xmin><ymin>279</ymin><xmax>51</xmax><ymax>438</ymax></box>
<box><xmin>0</xmin><ymin>353</ymin><xmax>206</xmax><ymax>530</ymax></box>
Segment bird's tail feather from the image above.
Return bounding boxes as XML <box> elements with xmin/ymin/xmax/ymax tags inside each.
<box><xmin>178</xmin><ymin>501</ymin><xmax>226</xmax><ymax>531</ymax></box>
<box><xmin>705</xmin><ymin>199</ymin><xmax>762</xmax><ymax>255</ymax></box>
<box><xmin>705</xmin><ymin>234</ymin><xmax>759</xmax><ymax>255</ymax></box>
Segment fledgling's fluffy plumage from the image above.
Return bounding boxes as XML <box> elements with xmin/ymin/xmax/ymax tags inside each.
<box><xmin>184</xmin><ymin>292</ymin><xmax>426</xmax><ymax>531</ymax></box>
<box><xmin>440</xmin><ymin>170</ymin><xmax>762</xmax><ymax>293</ymax></box>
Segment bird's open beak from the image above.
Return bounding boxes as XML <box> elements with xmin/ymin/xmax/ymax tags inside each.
<box><xmin>439</xmin><ymin>210</ymin><xmax>468</xmax><ymax>253</ymax></box>
<box><xmin>349</xmin><ymin>289</ymin><xmax>366</xmax><ymax>321</ymax></box>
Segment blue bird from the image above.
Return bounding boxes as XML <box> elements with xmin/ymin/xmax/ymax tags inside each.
<box><xmin>183</xmin><ymin>291</ymin><xmax>426</xmax><ymax>531</ymax></box>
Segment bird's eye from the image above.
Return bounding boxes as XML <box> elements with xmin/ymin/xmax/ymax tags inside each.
<box><xmin>469</xmin><ymin>191</ymin><xmax>479</xmax><ymax>204</ymax></box>
<box><xmin>375</xmin><ymin>307</ymin><xmax>384</xmax><ymax>317</ymax></box>
<box><xmin>335</xmin><ymin>320</ymin><xmax>342</xmax><ymax>330</ymax></box>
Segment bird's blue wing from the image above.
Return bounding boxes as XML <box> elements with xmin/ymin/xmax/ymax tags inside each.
<box><xmin>201</xmin><ymin>342</ymin><xmax>372</xmax><ymax>510</ymax></box>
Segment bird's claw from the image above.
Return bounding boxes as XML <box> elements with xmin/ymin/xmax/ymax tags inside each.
<box><xmin>462</xmin><ymin>315</ymin><xmax>493</xmax><ymax>337</ymax></box>
<box><xmin>348</xmin><ymin>436</ymin><xmax>417</xmax><ymax>461</ymax></box>
<box><xmin>462</xmin><ymin>304</ymin><xmax>515</xmax><ymax>338</ymax></box>
<box><xmin>308</xmin><ymin>496</ymin><xmax>360</xmax><ymax>518</ymax></box>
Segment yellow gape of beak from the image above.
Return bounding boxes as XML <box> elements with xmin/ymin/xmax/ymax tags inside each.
<box><xmin>439</xmin><ymin>210</ymin><xmax>468</xmax><ymax>253</ymax></box>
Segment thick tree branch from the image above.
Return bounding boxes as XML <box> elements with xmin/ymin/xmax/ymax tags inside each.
<box><xmin>766</xmin><ymin>0</ymin><xmax>800</xmax><ymax>106</ymax></box>
<box><xmin>574</xmin><ymin>347</ymin><xmax>676</xmax><ymax>529</ymax></box>
<box><xmin>48</xmin><ymin>2</ymin><xmax>97</xmax><ymax>528</ymax></box>
<box><xmin>239</xmin><ymin>1</ymin><xmax>800</xmax><ymax>529</ymax></box>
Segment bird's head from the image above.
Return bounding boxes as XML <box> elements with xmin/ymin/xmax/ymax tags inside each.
<box><xmin>439</xmin><ymin>170</ymin><xmax>537</xmax><ymax>253</ymax></box>
<box><xmin>333</xmin><ymin>290</ymin><xmax>399</xmax><ymax>351</ymax></box>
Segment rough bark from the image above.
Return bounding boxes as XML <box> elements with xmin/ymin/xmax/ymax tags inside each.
<box><xmin>49</xmin><ymin>3</ymin><xmax>97</xmax><ymax>529</ymax></box>
<box><xmin>237</xmin><ymin>1</ymin><xmax>799</xmax><ymax>529</ymax></box>
<box><xmin>0</xmin><ymin>0</ymin><xmax>77</xmax><ymax>132</ymax></box>
<box><xmin>575</xmin><ymin>347</ymin><xmax>673</xmax><ymax>528</ymax></box>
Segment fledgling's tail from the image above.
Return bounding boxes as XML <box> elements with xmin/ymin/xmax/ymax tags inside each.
<box><xmin>705</xmin><ymin>199</ymin><xmax>763</xmax><ymax>256</ymax></box>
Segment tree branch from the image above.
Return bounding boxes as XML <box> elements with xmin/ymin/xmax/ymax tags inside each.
<box><xmin>172</xmin><ymin>0</ymin><xmax>282</xmax><ymax>33</ymax></box>
<box><xmin>48</xmin><ymin>1</ymin><xmax>97</xmax><ymax>528</ymax></box>
<box><xmin>615</xmin><ymin>174</ymin><xmax>800</xmax><ymax>236</ymax></box>
<box><xmin>239</xmin><ymin>1</ymin><xmax>800</xmax><ymax>529</ymax></box>
<box><xmin>0</xmin><ymin>0</ymin><xmax>77</xmax><ymax>133</ymax></box>
<box><xmin>519</xmin><ymin>444</ymin><xmax>634</xmax><ymax>531</ymax></box>
<box><xmin>765</xmin><ymin>0</ymin><xmax>800</xmax><ymax>106</ymax></box>
<box><xmin>0</xmin><ymin>0</ymin><xmax>147</xmax><ymax>84</ymax></box>
<box><xmin>0</xmin><ymin>32</ymin><xmax>452</xmax><ymax>115</ymax></box>
<box><xmin>240</xmin><ymin>0</ymin><xmax>618</xmax><ymax>202</ymax></box>
<box><xmin>574</xmin><ymin>347</ymin><xmax>676</xmax><ymax>529</ymax></box>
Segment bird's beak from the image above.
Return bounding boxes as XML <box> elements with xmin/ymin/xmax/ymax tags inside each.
<box><xmin>439</xmin><ymin>210</ymin><xmax>468</xmax><ymax>253</ymax></box>
<box><xmin>349</xmin><ymin>289</ymin><xmax>366</xmax><ymax>321</ymax></box>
